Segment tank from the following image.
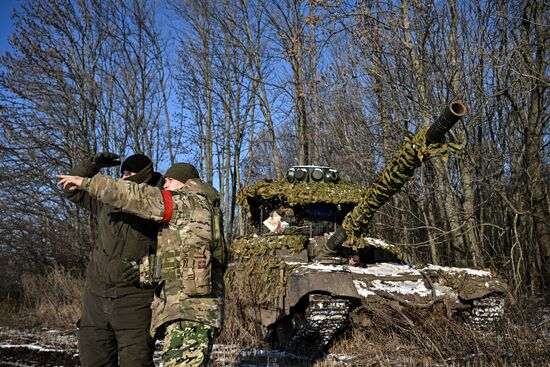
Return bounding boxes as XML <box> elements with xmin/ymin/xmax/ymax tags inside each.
<box><xmin>225</xmin><ymin>102</ymin><xmax>510</xmax><ymax>358</ymax></box>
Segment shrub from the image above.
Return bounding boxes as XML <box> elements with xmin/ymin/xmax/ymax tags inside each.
<box><xmin>0</xmin><ymin>266</ymin><xmax>83</xmax><ymax>328</ymax></box>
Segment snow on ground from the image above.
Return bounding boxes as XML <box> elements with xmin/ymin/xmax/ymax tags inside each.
<box><xmin>0</xmin><ymin>327</ymin><xmax>350</xmax><ymax>366</ymax></box>
<box><xmin>0</xmin><ymin>344</ymin><xmax>66</xmax><ymax>352</ymax></box>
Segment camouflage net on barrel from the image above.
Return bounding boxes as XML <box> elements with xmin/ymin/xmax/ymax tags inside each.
<box><xmin>230</xmin><ymin>235</ymin><xmax>308</xmax><ymax>257</ymax></box>
<box><xmin>343</xmin><ymin>128</ymin><xmax>463</xmax><ymax>248</ymax></box>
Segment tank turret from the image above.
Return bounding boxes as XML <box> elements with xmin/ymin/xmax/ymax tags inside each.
<box><xmin>225</xmin><ymin>102</ymin><xmax>509</xmax><ymax>359</ymax></box>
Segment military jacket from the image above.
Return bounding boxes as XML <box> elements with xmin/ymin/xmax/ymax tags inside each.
<box><xmin>81</xmin><ymin>175</ymin><xmax>224</xmax><ymax>336</ymax></box>
<box><xmin>65</xmin><ymin>178</ymin><xmax>159</xmax><ymax>299</ymax></box>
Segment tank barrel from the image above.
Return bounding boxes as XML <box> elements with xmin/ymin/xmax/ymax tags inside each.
<box><xmin>426</xmin><ymin>101</ymin><xmax>466</xmax><ymax>144</ymax></box>
<box><xmin>322</xmin><ymin>102</ymin><xmax>467</xmax><ymax>256</ymax></box>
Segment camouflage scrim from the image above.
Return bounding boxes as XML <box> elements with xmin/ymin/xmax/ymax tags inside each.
<box><xmin>342</xmin><ymin>128</ymin><xmax>464</xmax><ymax>248</ymax></box>
<box><xmin>83</xmin><ymin>175</ymin><xmax>224</xmax><ymax>336</ymax></box>
<box><xmin>225</xmin><ymin>257</ymin><xmax>298</xmax><ymax>312</ymax></box>
<box><xmin>237</xmin><ymin>179</ymin><xmax>368</xmax><ymax>208</ymax></box>
<box><xmin>231</xmin><ymin>235</ymin><xmax>308</xmax><ymax>257</ymax></box>
<box><xmin>237</xmin><ymin>179</ymin><xmax>368</xmax><ymax>234</ymax></box>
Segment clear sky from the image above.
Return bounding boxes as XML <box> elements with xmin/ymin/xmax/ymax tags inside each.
<box><xmin>0</xmin><ymin>0</ymin><xmax>18</xmax><ymax>55</ymax></box>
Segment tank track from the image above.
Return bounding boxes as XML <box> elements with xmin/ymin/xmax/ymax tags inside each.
<box><xmin>289</xmin><ymin>294</ymin><xmax>351</xmax><ymax>357</ymax></box>
<box><xmin>464</xmin><ymin>294</ymin><xmax>506</xmax><ymax>328</ymax></box>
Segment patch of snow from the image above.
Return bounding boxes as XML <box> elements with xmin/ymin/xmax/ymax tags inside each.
<box><xmin>425</xmin><ymin>264</ymin><xmax>492</xmax><ymax>277</ymax></box>
<box><xmin>353</xmin><ymin>280</ymin><xmax>376</xmax><ymax>297</ymax></box>
<box><xmin>0</xmin><ymin>343</ymin><xmax>65</xmax><ymax>352</ymax></box>
<box><xmin>364</xmin><ymin>237</ymin><xmax>395</xmax><ymax>249</ymax></box>
<box><xmin>211</xmin><ymin>344</ymin><xmax>312</xmax><ymax>366</ymax></box>
<box><xmin>285</xmin><ymin>261</ymin><xmax>308</xmax><ymax>266</ymax></box>
<box><xmin>326</xmin><ymin>353</ymin><xmax>357</xmax><ymax>361</ymax></box>
<box><xmin>0</xmin><ymin>362</ymin><xmax>33</xmax><ymax>367</ymax></box>
<box><xmin>354</xmin><ymin>279</ymin><xmax>456</xmax><ymax>298</ymax></box>
<box><xmin>303</xmin><ymin>262</ymin><xmax>417</xmax><ymax>276</ymax></box>
<box><xmin>371</xmin><ymin>279</ymin><xmax>433</xmax><ymax>296</ymax></box>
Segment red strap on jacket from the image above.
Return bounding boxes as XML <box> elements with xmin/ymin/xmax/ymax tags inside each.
<box><xmin>161</xmin><ymin>190</ymin><xmax>173</xmax><ymax>222</ymax></box>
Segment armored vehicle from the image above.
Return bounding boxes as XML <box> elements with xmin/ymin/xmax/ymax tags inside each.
<box><xmin>226</xmin><ymin>102</ymin><xmax>509</xmax><ymax>358</ymax></box>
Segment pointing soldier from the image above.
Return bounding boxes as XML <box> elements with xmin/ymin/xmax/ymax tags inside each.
<box><xmin>64</xmin><ymin>153</ymin><xmax>161</xmax><ymax>367</ymax></box>
<box><xmin>59</xmin><ymin>162</ymin><xmax>226</xmax><ymax>367</ymax></box>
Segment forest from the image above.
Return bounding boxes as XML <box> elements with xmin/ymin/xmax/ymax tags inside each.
<box><xmin>0</xmin><ymin>0</ymin><xmax>548</xmax><ymax>308</ymax></box>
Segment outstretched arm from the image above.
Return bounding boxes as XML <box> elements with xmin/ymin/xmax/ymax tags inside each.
<box><xmin>62</xmin><ymin>153</ymin><xmax>121</xmax><ymax>213</ymax></box>
<box><xmin>58</xmin><ymin>174</ymin><xmax>170</xmax><ymax>222</ymax></box>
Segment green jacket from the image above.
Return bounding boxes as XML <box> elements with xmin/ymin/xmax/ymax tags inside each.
<box><xmin>80</xmin><ymin>174</ymin><xmax>225</xmax><ymax>337</ymax></box>
<box><xmin>65</xmin><ymin>164</ymin><xmax>161</xmax><ymax>298</ymax></box>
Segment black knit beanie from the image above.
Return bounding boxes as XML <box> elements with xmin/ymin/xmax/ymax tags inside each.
<box><xmin>121</xmin><ymin>154</ymin><xmax>151</xmax><ymax>173</ymax></box>
<box><xmin>165</xmin><ymin>163</ymin><xmax>199</xmax><ymax>184</ymax></box>
<box><xmin>121</xmin><ymin>154</ymin><xmax>153</xmax><ymax>184</ymax></box>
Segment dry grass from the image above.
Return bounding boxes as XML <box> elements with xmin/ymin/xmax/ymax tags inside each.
<box><xmin>219</xmin><ymin>263</ymin><xmax>274</xmax><ymax>349</ymax></box>
<box><xmin>1</xmin><ymin>265</ymin><xmax>548</xmax><ymax>366</ymax></box>
<box><xmin>326</xmin><ymin>298</ymin><xmax>550</xmax><ymax>366</ymax></box>
<box><xmin>0</xmin><ymin>266</ymin><xmax>83</xmax><ymax>329</ymax></box>
<box><xmin>218</xmin><ymin>288</ymin><xmax>550</xmax><ymax>366</ymax></box>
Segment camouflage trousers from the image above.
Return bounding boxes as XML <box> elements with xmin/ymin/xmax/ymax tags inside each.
<box><xmin>161</xmin><ymin>320</ymin><xmax>215</xmax><ymax>367</ymax></box>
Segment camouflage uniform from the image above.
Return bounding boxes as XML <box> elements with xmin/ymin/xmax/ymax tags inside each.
<box><xmin>81</xmin><ymin>175</ymin><xmax>224</xmax><ymax>366</ymax></box>
<box><xmin>162</xmin><ymin>320</ymin><xmax>215</xmax><ymax>367</ymax></box>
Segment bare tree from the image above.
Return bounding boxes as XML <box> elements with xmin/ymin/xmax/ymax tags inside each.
<box><xmin>0</xmin><ymin>0</ymin><xmax>169</xmax><ymax>286</ymax></box>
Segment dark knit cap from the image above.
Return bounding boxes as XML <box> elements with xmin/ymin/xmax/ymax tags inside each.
<box><xmin>121</xmin><ymin>154</ymin><xmax>152</xmax><ymax>173</ymax></box>
<box><xmin>165</xmin><ymin>163</ymin><xmax>199</xmax><ymax>184</ymax></box>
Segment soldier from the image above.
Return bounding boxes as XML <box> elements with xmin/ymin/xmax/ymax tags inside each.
<box><xmin>58</xmin><ymin>162</ymin><xmax>226</xmax><ymax>367</ymax></box>
<box><xmin>64</xmin><ymin>153</ymin><xmax>161</xmax><ymax>367</ymax></box>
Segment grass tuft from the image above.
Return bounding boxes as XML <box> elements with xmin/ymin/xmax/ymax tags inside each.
<box><xmin>0</xmin><ymin>266</ymin><xmax>83</xmax><ymax>329</ymax></box>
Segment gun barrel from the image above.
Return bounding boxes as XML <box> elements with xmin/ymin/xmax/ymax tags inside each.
<box><xmin>322</xmin><ymin>101</ymin><xmax>467</xmax><ymax>256</ymax></box>
<box><xmin>426</xmin><ymin>101</ymin><xmax>466</xmax><ymax>144</ymax></box>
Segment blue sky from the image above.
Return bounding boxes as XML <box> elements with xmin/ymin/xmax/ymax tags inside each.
<box><xmin>0</xmin><ymin>0</ymin><xmax>18</xmax><ymax>55</ymax></box>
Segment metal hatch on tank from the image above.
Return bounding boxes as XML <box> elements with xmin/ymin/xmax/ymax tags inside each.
<box><xmin>226</xmin><ymin>101</ymin><xmax>510</xmax><ymax>358</ymax></box>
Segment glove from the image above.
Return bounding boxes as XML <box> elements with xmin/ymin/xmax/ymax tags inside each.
<box><xmin>68</xmin><ymin>152</ymin><xmax>120</xmax><ymax>179</ymax></box>
<box><xmin>91</xmin><ymin>152</ymin><xmax>121</xmax><ymax>169</ymax></box>
<box><xmin>120</xmin><ymin>259</ymin><xmax>140</xmax><ymax>286</ymax></box>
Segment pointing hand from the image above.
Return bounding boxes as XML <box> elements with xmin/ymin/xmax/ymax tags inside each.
<box><xmin>57</xmin><ymin>175</ymin><xmax>84</xmax><ymax>190</ymax></box>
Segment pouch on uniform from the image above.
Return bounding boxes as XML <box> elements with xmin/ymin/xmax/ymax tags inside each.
<box><xmin>139</xmin><ymin>254</ymin><xmax>160</xmax><ymax>288</ymax></box>
<box><xmin>181</xmin><ymin>248</ymin><xmax>212</xmax><ymax>296</ymax></box>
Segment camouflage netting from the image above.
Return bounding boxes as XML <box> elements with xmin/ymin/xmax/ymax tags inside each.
<box><xmin>343</xmin><ymin>129</ymin><xmax>464</xmax><ymax>248</ymax></box>
<box><xmin>221</xmin><ymin>256</ymin><xmax>301</xmax><ymax>347</ymax></box>
<box><xmin>231</xmin><ymin>235</ymin><xmax>308</xmax><ymax>257</ymax></box>
<box><xmin>421</xmin><ymin>268</ymin><xmax>509</xmax><ymax>301</ymax></box>
<box><xmin>238</xmin><ymin>180</ymin><xmax>368</xmax><ymax>229</ymax></box>
<box><xmin>237</xmin><ymin>180</ymin><xmax>368</xmax><ymax>208</ymax></box>
<box><xmin>227</xmin><ymin>237</ymin><xmax>304</xmax><ymax>312</ymax></box>
<box><xmin>225</xmin><ymin>257</ymin><xmax>297</xmax><ymax>310</ymax></box>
